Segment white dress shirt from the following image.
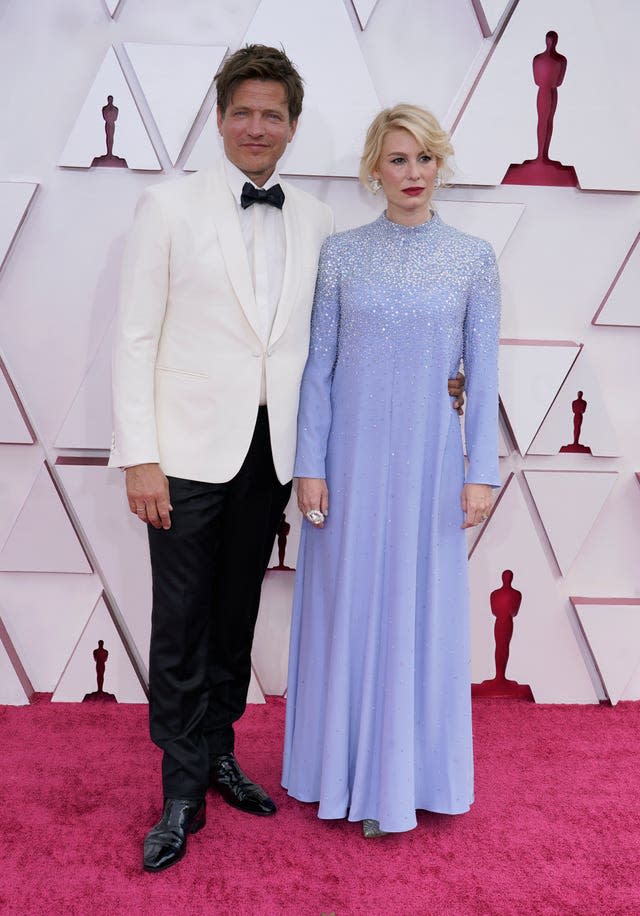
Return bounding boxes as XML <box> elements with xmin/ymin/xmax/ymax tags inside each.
<box><xmin>224</xmin><ymin>157</ymin><xmax>286</xmax><ymax>404</ymax></box>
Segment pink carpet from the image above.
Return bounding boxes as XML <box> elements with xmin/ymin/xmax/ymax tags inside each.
<box><xmin>1</xmin><ymin>696</ymin><xmax>639</xmax><ymax>915</ymax></box>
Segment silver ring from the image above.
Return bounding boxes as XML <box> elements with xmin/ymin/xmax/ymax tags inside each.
<box><xmin>306</xmin><ymin>509</ymin><xmax>324</xmax><ymax>525</ymax></box>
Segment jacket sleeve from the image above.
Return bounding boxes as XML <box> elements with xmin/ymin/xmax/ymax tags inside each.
<box><xmin>109</xmin><ymin>188</ymin><xmax>169</xmax><ymax>469</ymax></box>
<box><xmin>293</xmin><ymin>235</ymin><xmax>341</xmax><ymax>479</ymax></box>
<box><xmin>463</xmin><ymin>241</ymin><xmax>501</xmax><ymax>487</ymax></box>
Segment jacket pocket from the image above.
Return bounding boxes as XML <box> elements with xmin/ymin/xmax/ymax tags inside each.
<box><xmin>155</xmin><ymin>365</ymin><xmax>208</xmax><ymax>380</ymax></box>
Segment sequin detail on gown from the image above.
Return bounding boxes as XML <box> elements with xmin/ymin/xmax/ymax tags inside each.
<box><xmin>282</xmin><ymin>212</ymin><xmax>501</xmax><ymax>834</ymax></box>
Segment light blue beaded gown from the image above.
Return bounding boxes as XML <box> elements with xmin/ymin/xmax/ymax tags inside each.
<box><xmin>282</xmin><ymin>211</ymin><xmax>501</xmax><ymax>834</ymax></box>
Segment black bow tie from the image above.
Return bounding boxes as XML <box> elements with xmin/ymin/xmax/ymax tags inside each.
<box><xmin>240</xmin><ymin>182</ymin><xmax>285</xmax><ymax>210</ymax></box>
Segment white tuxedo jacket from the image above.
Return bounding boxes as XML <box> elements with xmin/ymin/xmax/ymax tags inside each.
<box><xmin>109</xmin><ymin>160</ymin><xmax>333</xmax><ymax>484</ymax></box>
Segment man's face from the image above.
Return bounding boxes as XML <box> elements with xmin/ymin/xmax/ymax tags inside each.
<box><xmin>217</xmin><ymin>79</ymin><xmax>298</xmax><ymax>186</ymax></box>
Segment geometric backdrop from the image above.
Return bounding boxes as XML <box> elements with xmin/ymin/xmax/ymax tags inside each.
<box><xmin>0</xmin><ymin>0</ymin><xmax>638</xmax><ymax>705</ymax></box>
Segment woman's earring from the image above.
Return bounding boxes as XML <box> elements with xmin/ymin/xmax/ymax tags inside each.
<box><xmin>434</xmin><ymin>172</ymin><xmax>442</xmax><ymax>190</ymax></box>
<box><xmin>369</xmin><ymin>177</ymin><xmax>381</xmax><ymax>194</ymax></box>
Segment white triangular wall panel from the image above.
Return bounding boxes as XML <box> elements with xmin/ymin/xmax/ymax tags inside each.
<box><xmin>53</xmin><ymin>594</ymin><xmax>146</xmax><ymax>702</ymax></box>
<box><xmin>498</xmin><ymin>420</ymin><xmax>510</xmax><ymax>457</ymax></box>
<box><xmin>252</xmin><ymin>571</ymin><xmax>295</xmax><ymax>696</ymax></box>
<box><xmin>470</xmin><ymin>475</ymin><xmax>598</xmax><ymax>703</ymax></box>
<box><xmin>104</xmin><ymin>0</ymin><xmax>123</xmax><ymax>17</ymax></box>
<box><xmin>592</xmin><ymin>234</ymin><xmax>640</xmax><ymax>328</ymax></box>
<box><xmin>0</xmin><ymin>573</ymin><xmax>102</xmax><ymax>691</ymax></box>
<box><xmin>0</xmin><ymin>447</ymin><xmax>44</xmax><ymax>554</ymax></box>
<box><xmin>56</xmin><ymin>463</ymin><xmax>151</xmax><ymax>674</ymax></box>
<box><xmin>351</xmin><ymin>0</ymin><xmax>379</xmax><ymax>29</ymax></box>
<box><xmin>499</xmin><ymin>340</ymin><xmax>581</xmax><ymax>456</ymax></box>
<box><xmin>247</xmin><ymin>666</ymin><xmax>266</xmax><ymax>705</ymax></box>
<box><xmin>452</xmin><ymin>0</ymin><xmax>640</xmax><ymax>190</ymax></box>
<box><xmin>182</xmin><ymin>117</ymin><xmax>221</xmax><ymax>172</ymax></box>
<box><xmin>0</xmin><ymin>366</ymin><xmax>33</xmax><ymax>444</ymax></box>
<box><xmin>0</xmin><ymin>614</ymin><xmax>32</xmax><ymax>702</ymax></box>
<box><xmin>0</xmin><ymin>465</ymin><xmax>91</xmax><ymax>573</ymax></box>
<box><xmin>0</xmin><ymin>637</ymin><xmax>29</xmax><ymax>704</ymax></box>
<box><xmin>0</xmin><ymin>182</ymin><xmax>37</xmax><ymax>275</ymax></box>
<box><xmin>125</xmin><ymin>42</ymin><xmax>227</xmax><ymax>165</ymax></box>
<box><xmin>622</xmin><ymin>652</ymin><xmax>640</xmax><ymax>703</ymax></box>
<box><xmin>524</xmin><ymin>471</ymin><xmax>617</xmax><ymax>575</ymax></box>
<box><xmin>55</xmin><ymin>321</ymin><xmax>113</xmax><ymax>449</ymax></box>
<box><xmin>435</xmin><ymin>200</ymin><xmax>525</xmax><ymax>258</ymax></box>
<box><xmin>186</xmin><ymin>0</ymin><xmax>381</xmax><ymax>176</ymax></box>
<box><xmin>59</xmin><ymin>48</ymin><xmax>161</xmax><ymax>170</ymax></box>
<box><xmin>528</xmin><ymin>355</ymin><xmax>620</xmax><ymax>457</ymax></box>
<box><xmin>572</xmin><ymin>599</ymin><xmax>640</xmax><ymax>705</ymax></box>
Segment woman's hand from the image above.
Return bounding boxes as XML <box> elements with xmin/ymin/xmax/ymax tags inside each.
<box><xmin>296</xmin><ymin>477</ymin><xmax>329</xmax><ymax>528</ymax></box>
<box><xmin>461</xmin><ymin>483</ymin><xmax>494</xmax><ymax>529</ymax></box>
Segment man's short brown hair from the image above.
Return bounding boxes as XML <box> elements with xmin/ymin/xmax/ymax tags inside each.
<box><xmin>215</xmin><ymin>44</ymin><xmax>304</xmax><ymax>121</ymax></box>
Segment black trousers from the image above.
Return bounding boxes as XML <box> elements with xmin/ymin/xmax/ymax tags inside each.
<box><xmin>147</xmin><ymin>407</ymin><xmax>292</xmax><ymax>800</ymax></box>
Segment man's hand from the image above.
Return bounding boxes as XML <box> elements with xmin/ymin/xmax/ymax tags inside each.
<box><xmin>448</xmin><ymin>371</ymin><xmax>465</xmax><ymax>415</ymax></box>
<box><xmin>296</xmin><ymin>477</ymin><xmax>329</xmax><ymax>529</ymax></box>
<box><xmin>461</xmin><ymin>483</ymin><xmax>493</xmax><ymax>529</ymax></box>
<box><xmin>126</xmin><ymin>463</ymin><xmax>172</xmax><ymax>530</ymax></box>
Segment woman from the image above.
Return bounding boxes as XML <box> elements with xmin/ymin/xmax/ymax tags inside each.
<box><xmin>282</xmin><ymin>105</ymin><xmax>500</xmax><ymax>837</ymax></box>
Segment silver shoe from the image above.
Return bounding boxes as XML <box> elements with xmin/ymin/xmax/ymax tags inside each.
<box><xmin>362</xmin><ymin>818</ymin><xmax>388</xmax><ymax>838</ymax></box>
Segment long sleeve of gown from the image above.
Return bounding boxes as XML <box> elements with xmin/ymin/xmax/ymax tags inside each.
<box><xmin>293</xmin><ymin>236</ymin><xmax>341</xmax><ymax>478</ymax></box>
<box><xmin>463</xmin><ymin>241</ymin><xmax>501</xmax><ymax>486</ymax></box>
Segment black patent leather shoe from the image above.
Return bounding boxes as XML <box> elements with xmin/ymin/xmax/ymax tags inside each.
<box><xmin>143</xmin><ymin>797</ymin><xmax>206</xmax><ymax>873</ymax></box>
<box><xmin>209</xmin><ymin>753</ymin><xmax>276</xmax><ymax>816</ymax></box>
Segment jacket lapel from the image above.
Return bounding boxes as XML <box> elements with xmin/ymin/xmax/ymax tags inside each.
<box><xmin>269</xmin><ymin>184</ymin><xmax>303</xmax><ymax>347</ymax></box>
<box><xmin>206</xmin><ymin>161</ymin><xmax>263</xmax><ymax>343</ymax></box>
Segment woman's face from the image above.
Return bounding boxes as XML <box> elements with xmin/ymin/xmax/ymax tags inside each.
<box><xmin>372</xmin><ymin>128</ymin><xmax>438</xmax><ymax>225</ymax></box>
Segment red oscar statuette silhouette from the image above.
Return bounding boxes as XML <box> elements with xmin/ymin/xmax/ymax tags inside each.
<box><xmin>559</xmin><ymin>390</ymin><xmax>592</xmax><ymax>454</ymax></box>
<box><xmin>271</xmin><ymin>513</ymin><xmax>293</xmax><ymax>570</ymax></box>
<box><xmin>83</xmin><ymin>639</ymin><xmax>117</xmax><ymax>702</ymax></box>
<box><xmin>91</xmin><ymin>95</ymin><xmax>128</xmax><ymax>168</ymax></box>
<box><xmin>472</xmin><ymin>571</ymin><xmax>534</xmax><ymax>699</ymax></box>
<box><xmin>503</xmin><ymin>31</ymin><xmax>578</xmax><ymax>187</ymax></box>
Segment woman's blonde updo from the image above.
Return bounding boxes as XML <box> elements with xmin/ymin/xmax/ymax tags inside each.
<box><xmin>359</xmin><ymin>104</ymin><xmax>454</xmax><ymax>193</ymax></box>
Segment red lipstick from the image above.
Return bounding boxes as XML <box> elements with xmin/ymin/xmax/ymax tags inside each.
<box><xmin>402</xmin><ymin>187</ymin><xmax>424</xmax><ymax>196</ymax></box>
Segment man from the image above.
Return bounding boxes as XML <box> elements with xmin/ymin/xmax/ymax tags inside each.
<box><xmin>110</xmin><ymin>44</ymin><xmax>465</xmax><ymax>873</ymax></box>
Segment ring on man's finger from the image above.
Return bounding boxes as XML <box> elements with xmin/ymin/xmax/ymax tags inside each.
<box><xmin>306</xmin><ymin>509</ymin><xmax>324</xmax><ymax>525</ymax></box>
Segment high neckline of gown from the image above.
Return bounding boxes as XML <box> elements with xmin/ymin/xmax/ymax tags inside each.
<box><xmin>378</xmin><ymin>210</ymin><xmax>440</xmax><ymax>234</ymax></box>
